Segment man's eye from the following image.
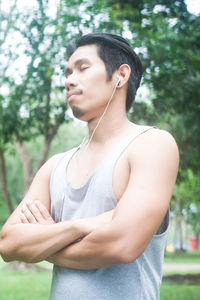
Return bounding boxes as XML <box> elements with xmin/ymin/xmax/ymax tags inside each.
<box><xmin>80</xmin><ymin>65</ymin><xmax>89</xmax><ymax>71</ymax></box>
<box><xmin>65</xmin><ymin>73</ymin><xmax>70</xmax><ymax>78</ymax></box>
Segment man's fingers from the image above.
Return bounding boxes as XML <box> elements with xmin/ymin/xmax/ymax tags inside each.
<box><xmin>35</xmin><ymin>200</ymin><xmax>54</xmax><ymax>224</ymax></box>
<box><xmin>35</xmin><ymin>200</ymin><xmax>49</xmax><ymax>219</ymax></box>
<box><xmin>21</xmin><ymin>205</ymin><xmax>37</xmax><ymax>223</ymax></box>
<box><xmin>25</xmin><ymin>199</ymin><xmax>54</xmax><ymax>225</ymax></box>
<box><xmin>20</xmin><ymin>212</ymin><xmax>28</xmax><ymax>223</ymax></box>
<box><xmin>26</xmin><ymin>199</ymin><xmax>44</xmax><ymax>223</ymax></box>
<box><xmin>20</xmin><ymin>200</ymin><xmax>54</xmax><ymax>225</ymax></box>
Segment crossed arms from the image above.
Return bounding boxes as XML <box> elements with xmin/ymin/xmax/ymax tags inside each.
<box><xmin>0</xmin><ymin>130</ymin><xmax>179</xmax><ymax>269</ymax></box>
<box><xmin>0</xmin><ymin>153</ymin><xmax>112</xmax><ymax>264</ymax></box>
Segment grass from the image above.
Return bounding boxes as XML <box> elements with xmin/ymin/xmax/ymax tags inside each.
<box><xmin>160</xmin><ymin>283</ymin><xmax>200</xmax><ymax>300</ymax></box>
<box><xmin>0</xmin><ymin>252</ymin><xmax>200</xmax><ymax>300</ymax></box>
<box><xmin>0</xmin><ymin>260</ymin><xmax>52</xmax><ymax>300</ymax></box>
<box><xmin>162</xmin><ymin>251</ymin><xmax>200</xmax><ymax>299</ymax></box>
<box><xmin>0</xmin><ymin>268</ymin><xmax>199</xmax><ymax>300</ymax></box>
<box><xmin>0</xmin><ymin>270</ymin><xmax>51</xmax><ymax>300</ymax></box>
<box><xmin>163</xmin><ymin>250</ymin><xmax>200</xmax><ymax>275</ymax></box>
<box><xmin>164</xmin><ymin>251</ymin><xmax>200</xmax><ymax>264</ymax></box>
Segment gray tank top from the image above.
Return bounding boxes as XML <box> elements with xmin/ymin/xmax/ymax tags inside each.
<box><xmin>50</xmin><ymin>125</ymin><xmax>169</xmax><ymax>300</ymax></box>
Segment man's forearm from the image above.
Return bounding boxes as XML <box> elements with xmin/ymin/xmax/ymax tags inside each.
<box><xmin>0</xmin><ymin>220</ymin><xmax>88</xmax><ymax>263</ymax></box>
<box><xmin>47</xmin><ymin>222</ymin><xmax>124</xmax><ymax>269</ymax></box>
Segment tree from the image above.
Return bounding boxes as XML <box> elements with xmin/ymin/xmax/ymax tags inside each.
<box><xmin>106</xmin><ymin>0</ymin><xmax>200</xmax><ymax>173</ymax></box>
<box><xmin>184</xmin><ymin>169</ymin><xmax>200</xmax><ymax>250</ymax></box>
<box><xmin>171</xmin><ymin>169</ymin><xmax>200</xmax><ymax>250</ymax></box>
<box><xmin>0</xmin><ymin>0</ymin><xmax>70</xmax><ymax>212</ymax></box>
<box><xmin>103</xmin><ymin>0</ymin><xmax>200</xmax><ymax>248</ymax></box>
<box><xmin>0</xmin><ymin>0</ymin><xmax>20</xmax><ymax>213</ymax></box>
<box><xmin>0</xmin><ymin>0</ymin><xmax>120</xmax><ymax>213</ymax></box>
<box><xmin>171</xmin><ymin>177</ymin><xmax>189</xmax><ymax>251</ymax></box>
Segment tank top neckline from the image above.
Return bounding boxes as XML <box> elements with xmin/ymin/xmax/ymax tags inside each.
<box><xmin>64</xmin><ymin>125</ymin><xmax>153</xmax><ymax>192</ymax></box>
<box><xmin>65</xmin><ymin>146</ymin><xmax>94</xmax><ymax>192</ymax></box>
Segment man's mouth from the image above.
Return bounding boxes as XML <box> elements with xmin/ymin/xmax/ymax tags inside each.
<box><xmin>67</xmin><ymin>90</ymin><xmax>82</xmax><ymax>101</ymax></box>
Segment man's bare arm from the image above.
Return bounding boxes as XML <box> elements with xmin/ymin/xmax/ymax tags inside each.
<box><xmin>0</xmin><ymin>154</ymin><xmax>92</xmax><ymax>263</ymax></box>
<box><xmin>46</xmin><ymin>130</ymin><xmax>179</xmax><ymax>269</ymax></box>
<box><xmin>0</xmin><ymin>218</ymin><xmax>89</xmax><ymax>263</ymax></box>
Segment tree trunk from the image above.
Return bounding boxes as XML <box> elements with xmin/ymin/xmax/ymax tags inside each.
<box><xmin>195</xmin><ymin>233</ymin><xmax>199</xmax><ymax>250</ymax></box>
<box><xmin>16</xmin><ymin>118</ymin><xmax>63</xmax><ymax>195</ymax></box>
<box><xmin>174</xmin><ymin>215</ymin><xmax>185</xmax><ymax>251</ymax></box>
<box><xmin>36</xmin><ymin>137</ymin><xmax>52</xmax><ymax>171</ymax></box>
<box><xmin>36</xmin><ymin>123</ymin><xmax>62</xmax><ymax>171</ymax></box>
<box><xmin>0</xmin><ymin>150</ymin><xmax>14</xmax><ymax>214</ymax></box>
<box><xmin>16</xmin><ymin>135</ymin><xmax>55</xmax><ymax>193</ymax></box>
<box><xmin>179</xmin><ymin>217</ymin><xmax>184</xmax><ymax>250</ymax></box>
<box><xmin>16</xmin><ymin>141</ymin><xmax>33</xmax><ymax>193</ymax></box>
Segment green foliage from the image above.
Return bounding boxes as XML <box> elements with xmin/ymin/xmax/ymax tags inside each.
<box><xmin>104</xmin><ymin>0</ymin><xmax>200</xmax><ymax>174</ymax></box>
<box><xmin>49</xmin><ymin>121</ymin><xmax>87</xmax><ymax>156</ymax></box>
<box><xmin>0</xmin><ymin>121</ymin><xmax>86</xmax><ymax>218</ymax></box>
<box><xmin>172</xmin><ymin>169</ymin><xmax>200</xmax><ymax>241</ymax></box>
<box><xmin>160</xmin><ymin>284</ymin><xmax>200</xmax><ymax>300</ymax></box>
<box><xmin>0</xmin><ymin>196</ymin><xmax>10</xmax><ymax>226</ymax></box>
<box><xmin>0</xmin><ymin>0</ymin><xmax>83</xmax><ymax>213</ymax></box>
<box><xmin>105</xmin><ymin>0</ymin><xmax>200</xmax><ymax>240</ymax></box>
<box><xmin>184</xmin><ymin>170</ymin><xmax>200</xmax><ymax>236</ymax></box>
<box><xmin>5</xmin><ymin>1</ymin><xmax>70</xmax><ymax>143</ymax></box>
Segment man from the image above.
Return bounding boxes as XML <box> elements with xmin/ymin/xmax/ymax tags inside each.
<box><xmin>0</xmin><ymin>33</ymin><xmax>179</xmax><ymax>299</ymax></box>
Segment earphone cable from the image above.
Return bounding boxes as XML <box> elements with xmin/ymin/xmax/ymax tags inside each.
<box><xmin>82</xmin><ymin>80</ymin><xmax>119</xmax><ymax>152</ymax></box>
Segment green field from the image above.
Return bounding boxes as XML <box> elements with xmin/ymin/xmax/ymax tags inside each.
<box><xmin>0</xmin><ymin>263</ymin><xmax>52</xmax><ymax>300</ymax></box>
<box><xmin>0</xmin><ymin>252</ymin><xmax>200</xmax><ymax>300</ymax></box>
<box><xmin>164</xmin><ymin>251</ymin><xmax>200</xmax><ymax>264</ymax></box>
<box><xmin>160</xmin><ymin>284</ymin><xmax>200</xmax><ymax>300</ymax></box>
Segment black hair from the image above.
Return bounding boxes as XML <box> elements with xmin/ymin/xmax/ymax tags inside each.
<box><xmin>67</xmin><ymin>33</ymin><xmax>143</xmax><ymax>112</ymax></box>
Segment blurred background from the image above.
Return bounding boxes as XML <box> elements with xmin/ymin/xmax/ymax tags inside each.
<box><xmin>0</xmin><ymin>0</ymin><xmax>199</xmax><ymax>299</ymax></box>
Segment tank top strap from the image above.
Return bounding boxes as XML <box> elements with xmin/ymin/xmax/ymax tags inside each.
<box><xmin>50</xmin><ymin>147</ymin><xmax>79</xmax><ymax>187</ymax></box>
<box><xmin>104</xmin><ymin>125</ymin><xmax>155</xmax><ymax>168</ymax></box>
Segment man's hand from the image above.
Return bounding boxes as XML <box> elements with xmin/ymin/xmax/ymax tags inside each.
<box><xmin>20</xmin><ymin>199</ymin><xmax>113</xmax><ymax>230</ymax></box>
<box><xmin>20</xmin><ymin>199</ymin><xmax>55</xmax><ymax>225</ymax></box>
<box><xmin>1</xmin><ymin>153</ymin><xmax>98</xmax><ymax>263</ymax></box>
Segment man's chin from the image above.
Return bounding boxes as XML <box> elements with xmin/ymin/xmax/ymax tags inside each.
<box><xmin>72</xmin><ymin>107</ymin><xmax>84</xmax><ymax>118</ymax></box>
<box><xmin>71</xmin><ymin>106</ymin><xmax>94</xmax><ymax>122</ymax></box>
<box><xmin>72</xmin><ymin>106</ymin><xmax>89</xmax><ymax>121</ymax></box>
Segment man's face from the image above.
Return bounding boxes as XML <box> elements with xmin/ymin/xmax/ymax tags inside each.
<box><xmin>65</xmin><ymin>44</ymin><xmax>115</xmax><ymax>121</ymax></box>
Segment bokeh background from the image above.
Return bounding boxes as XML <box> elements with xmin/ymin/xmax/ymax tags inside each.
<box><xmin>0</xmin><ymin>0</ymin><xmax>200</xmax><ymax>299</ymax></box>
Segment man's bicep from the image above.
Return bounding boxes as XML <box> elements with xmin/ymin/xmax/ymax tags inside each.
<box><xmin>112</xmin><ymin>130</ymin><xmax>179</xmax><ymax>257</ymax></box>
<box><xmin>4</xmin><ymin>153</ymin><xmax>63</xmax><ymax>226</ymax></box>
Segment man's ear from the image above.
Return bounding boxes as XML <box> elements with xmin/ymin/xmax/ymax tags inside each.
<box><xmin>117</xmin><ymin>64</ymin><xmax>131</xmax><ymax>87</ymax></box>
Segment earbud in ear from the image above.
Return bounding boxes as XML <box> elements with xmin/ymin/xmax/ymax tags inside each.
<box><xmin>116</xmin><ymin>76</ymin><xmax>122</xmax><ymax>87</ymax></box>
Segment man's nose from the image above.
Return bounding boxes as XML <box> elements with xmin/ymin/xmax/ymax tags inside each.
<box><xmin>65</xmin><ymin>75</ymin><xmax>78</xmax><ymax>91</ymax></box>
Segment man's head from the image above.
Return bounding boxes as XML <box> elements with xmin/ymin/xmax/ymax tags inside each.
<box><xmin>66</xmin><ymin>33</ymin><xmax>143</xmax><ymax>113</ymax></box>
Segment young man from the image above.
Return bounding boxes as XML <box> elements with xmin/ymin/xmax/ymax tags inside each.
<box><xmin>0</xmin><ymin>33</ymin><xmax>179</xmax><ymax>299</ymax></box>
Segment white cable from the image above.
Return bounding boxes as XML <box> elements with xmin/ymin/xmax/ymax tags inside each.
<box><xmin>82</xmin><ymin>80</ymin><xmax>119</xmax><ymax>152</ymax></box>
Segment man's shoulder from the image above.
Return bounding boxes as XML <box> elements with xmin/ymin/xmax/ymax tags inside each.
<box><xmin>141</xmin><ymin>127</ymin><xmax>177</xmax><ymax>145</ymax></box>
<box><xmin>128</xmin><ymin>126</ymin><xmax>179</xmax><ymax>163</ymax></box>
<box><xmin>37</xmin><ymin>149</ymin><xmax>74</xmax><ymax>178</ymax></box>
<box><xmin>47</xmin><ymin>152</ymin><xmax>67</xmax><ymax>165</ymax></box>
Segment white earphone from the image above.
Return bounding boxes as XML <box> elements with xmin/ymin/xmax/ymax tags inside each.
<box><xmin>116</xmin><ymin>76</ymin><xmax>122</xmax><ymax>87</ymax></box>
<box><xmin>81</xmin><ymin>75</ymin><xmax>122</xmax><ymax>152</ymax></box>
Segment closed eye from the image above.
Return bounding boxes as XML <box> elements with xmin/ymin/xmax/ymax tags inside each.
<box><xmin>80</xmin><ymin>64</ymin><xmax>89</xmax><ymax>71</ymax></box>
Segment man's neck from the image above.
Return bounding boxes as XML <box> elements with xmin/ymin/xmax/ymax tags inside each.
<box><xmin>86</xmin><ymin>110</ymin><xmax>135</xmax><ymax>146</ymax></box>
